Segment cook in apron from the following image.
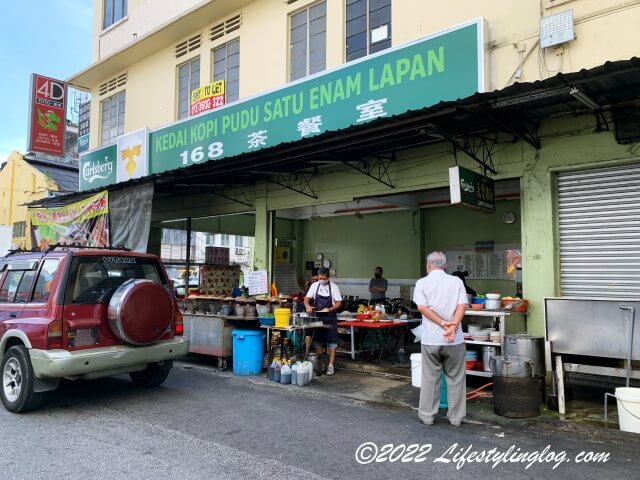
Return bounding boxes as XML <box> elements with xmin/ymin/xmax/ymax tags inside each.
<box><xmin>313</xmin><ymin>282</ymin><xmax>338</xmax><ymax>346</ymax></box>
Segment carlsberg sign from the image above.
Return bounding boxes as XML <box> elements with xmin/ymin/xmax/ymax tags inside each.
<box><xmin>79</xmin><ymin>145</ymin><xmax>117</xmax><ymax>190</ymax></box>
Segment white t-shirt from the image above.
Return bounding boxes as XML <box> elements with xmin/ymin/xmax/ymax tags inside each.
<box><xmin>306</xmin><ymin>281</ymin><xmax>342</xmax><ymax>305</ymax></box>
<box><xmin>413</xmin><ymin>269</ymin><xmax>468</xmax><ymax>346</ymax></box>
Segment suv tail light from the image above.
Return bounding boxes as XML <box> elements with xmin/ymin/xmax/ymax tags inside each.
<box><xmin>174</xmin><ymin>306</ymin><xmax>184</xmax><ymax>336</ymax></box>
<box><xmin>47</xmin><ymin>319</ymin><xmax>63</xmax><ymax>349</ymax></box>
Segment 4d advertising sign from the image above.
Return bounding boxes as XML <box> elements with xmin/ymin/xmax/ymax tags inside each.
<box><xmin>80</xmin><ymin>18</ymin><xmax>488</xmax><ymax>191</ymax></box>
<box><xmin>28</xmin><ymin>74</ymin><xmax>67</xmax><ymax>156</ymax></box>
<box><xmin>449</xmin><ymin>165</ymin><xmax>496</xmax><ymax>213</ymax></box>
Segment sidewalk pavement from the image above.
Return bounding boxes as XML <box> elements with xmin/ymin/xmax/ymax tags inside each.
<box><xmin>179</xmin><ymin>356</ymin><xmax>640</xmax><ymax>445</ymax></box>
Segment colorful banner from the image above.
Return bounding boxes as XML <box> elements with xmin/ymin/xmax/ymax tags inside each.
<box><xmin>80</xmin><ymin>19</ymin><xmax>488</xmax><ymax>191</ymax></box>
<box><xmin>190</xmin><ymin>80</ymin><xmax>226</xmax><ymax>116</ymax></box>
<box><xmin>28</xmin><ymin>74</ymin><xmax>67</xmax><ymax>156</ymax></box>
<box><xmin>29</xmin><ymin>191</ymin><xmax>110</xmax><ymax>250</ymax></box>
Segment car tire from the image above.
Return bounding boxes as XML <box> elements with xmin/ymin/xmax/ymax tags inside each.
<box><xmin>1</xmin><ymin>346</ymin><xmax>39</xmax><ymax>413</ymax></box>
<box><xmin>129</xmin><ymin>362</ymin><xmax>171</xmax><ymax>388</ymax></box>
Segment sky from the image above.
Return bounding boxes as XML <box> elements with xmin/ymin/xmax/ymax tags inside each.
<box><xmin>0</xmin><ymin>0</ymin><xmax>93</xmax><ymax>164</ymax></box>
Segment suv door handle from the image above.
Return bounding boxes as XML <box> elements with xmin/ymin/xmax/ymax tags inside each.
<box><xmin>9</xmin><ymin>312</ymin><xmax>18</xmax><ymax>318</ymax></box>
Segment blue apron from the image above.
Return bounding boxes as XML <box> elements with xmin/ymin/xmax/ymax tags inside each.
<box><xmin>314</xmin><ymin>282</ymin><xmax>338</xmax><ymax>345</ymax></box>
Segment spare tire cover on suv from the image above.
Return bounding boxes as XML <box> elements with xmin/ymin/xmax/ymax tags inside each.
<box><xmin>107</xmin><ymin>279</ymin><xmax>173</xmax><ymax>345</ymax></box>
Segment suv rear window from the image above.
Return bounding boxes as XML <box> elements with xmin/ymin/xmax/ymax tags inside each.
<box><xmin>66</xmin><ymin>256</ymin><xmax>167</xmax><ymax>304</ymax></box>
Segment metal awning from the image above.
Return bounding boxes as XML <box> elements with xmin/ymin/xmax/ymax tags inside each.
<box><xmin>30</xmin><ymin>57</ymin><xmax>640</xmax><ymax>209</ymax></box>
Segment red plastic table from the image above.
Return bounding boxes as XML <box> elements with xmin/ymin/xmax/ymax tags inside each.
<box><xmin>337</xmin><ymin>320</ymin><xmax>409</xmax><ymax>361</ymax></box>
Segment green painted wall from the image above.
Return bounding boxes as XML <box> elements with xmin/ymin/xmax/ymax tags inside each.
<box><xmin>424</xmin><ymin>199</ymin><xmax>521</xmax><ymax>296</ymax></box>
<box><xmin>300</xmin><ymin>209</ymin><xmax>422</xmax><ymax>279</ymax></box>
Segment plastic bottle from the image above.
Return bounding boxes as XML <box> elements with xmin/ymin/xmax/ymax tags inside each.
<box><xmin>280</xmin><ymin>362</ymin><xmax>291</xmax><ymax>384</ymax></box>
<box><xmin>297</xmin><ymin>362</ymin><xmax>308</xmax><ymax>386</ymax></box>
<box><xmin>274</xmin><ymin>361</ymin><xmax>282</xmax><ymax>382</ymax></box>
<box><xmin>291</xmin><ymin>364</ymin><xmax>298</xmax><ymax>385</ymax></box>
<box><xmin>306</xmin><ymin>360</ymin><xmax>313</xmax><ymax>382</ymax></box>
<box><xmin>268</xmin><ymin>359</ymin><xmax>277</xmax><ymax>380</ymax></box>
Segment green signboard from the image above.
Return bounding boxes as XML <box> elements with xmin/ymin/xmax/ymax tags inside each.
<box><xmin>449</xmin><ymin>165</ymin><xmax>495</xmax><ymax>212</ymax></box>
<box><xmin>80</xmin><ymin>144</ymin><xmax>117</xmax><ymax>190</ymax></box>
<box><xmin>80</xmin><ymin>19</ymin><xmax>487</xmax><ymax>191</ymax></box>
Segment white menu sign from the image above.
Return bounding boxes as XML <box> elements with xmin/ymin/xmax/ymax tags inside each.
<box><xmin>248</xmin><ymin>270</ymin><xmax>268</xmax><ymax>295</ymax></box>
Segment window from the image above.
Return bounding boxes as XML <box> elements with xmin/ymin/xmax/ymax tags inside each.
<box><xmin>289</xmin><ymin>2</ymin><xmax>326</xmax><ymax>81</ymax></box>
<box><xmin>346</xmin><ymin>0</ymin><xmax>391</xmax><ymax>62</ymax></box>
<box><xmin>14</xmin><ymin>271</ymin><xmax>36</xmax><ymax>303</ymax></box>
<box><xmin>32</xmin><ymin>259</ymin><xmax>60</xmax><ymax>303</ymax></box>
<box><xmin>103</xmin><ymin>0</ymin><xmax>128</xmax><ymax>30</ymax></box>
<box><xmin>177</xmin><ymin>57</ymin><xmax>201</xmax><ymax>120</ymax></box>
<box><xmin>212</xmin><ymin>39</ymin><xmax>240</xmax><ymax>103</ymax></box>
<box><xmin>0</xmin><ymin>271</ymin><xmax>24</xmax><ymax>303</ymax></box>
<box><xmin>100</xmin><ymin>91</ymin><xmax>126</xmax><ymax>146</ymax></box>
<box><xmin>12</xmin><ymin>221</ymin><xmax>26</xmax><ymax>238</ymax></box>
<box><xmin>220</xmin><ymin>234</ymin><xmax>229</xmax><ymax>247</ymax></box>
<box><xmin>234</xmin><ymin>236</ymin><xmax>244</xmax><ymax>247</ymax></box>
<box><xmin>67</xmin><ymin>256</ymin><xmax>165</xmax><ymax>304</ymax></box>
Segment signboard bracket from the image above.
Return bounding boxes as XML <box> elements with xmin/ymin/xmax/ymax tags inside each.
<box><xmin>460</xmin><ymin>106</ymin><xmax>541</xmax><ymax>150</ymax></box>
<box><xmin>426</xmin><ymin>125</ymin><xmax>497</xmax><ymax>175</ymax></box>
<box><xmin>341</xmin><ymin>151</ymin><xmax>395</xmax><ymax>188</ymax></box>
<box><xmin>269</xmin><ymin>171</ymin><xmax>317</xmax><ymax>199</ymax></box>
<box><xmin>211</xmin><ymin>186</ymin><xmax>253</xmax><ymax>208</ymax></box>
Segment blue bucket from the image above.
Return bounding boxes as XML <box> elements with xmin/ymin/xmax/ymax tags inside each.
<box><xmin>232</xmin><ymin>329</ymin><xmax>265</xmax><ymax>375</ymax></box>
<box><xmin>439</xmin><ymin>372</ymin><xmax>448</xmax><ymax>409</ymax></box>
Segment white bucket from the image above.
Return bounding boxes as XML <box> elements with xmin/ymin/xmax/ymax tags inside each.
<box><xmin>616</xmin><ymin>387</ymin><xmax>640</xmax><ymax>434</ymax></box>
<box><xmin>410</xmin><ymin>353</ymin><xmax>421</xmax><ymax>388</ymax></box>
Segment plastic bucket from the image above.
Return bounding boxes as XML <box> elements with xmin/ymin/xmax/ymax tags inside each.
<box><xmin>232</xmin><ymin>329</ymin><xmax>265</xmax><ymax>375</ymax></box>
<box><xmin>409</xmin><ymin>352</ymin><xmax>448</xmax><ymax>409</ymax></box>
<box><xmin>410</xmin><ymin>353</ymin><xmax>421</xmax><ymax>387</ymax></box>
<box><xmin>616</xmin><ymin>387</ymin><xmax>640</xmax><ymax>434</ymax></box>
<box><xmin>274</xmin><ymin>308</ymin><xmax>291</xmax><ymax>327</ymax></box>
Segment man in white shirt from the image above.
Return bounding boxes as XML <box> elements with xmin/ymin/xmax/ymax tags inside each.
<box><xmin>304</xmin><ymin>267</ymin><xmax>343</xmax><ymax>375</ymax></box>
<box><xmin>413</xmin><ymin>251</ymin><xmax>468</xmax><ymax>426</ymax></box>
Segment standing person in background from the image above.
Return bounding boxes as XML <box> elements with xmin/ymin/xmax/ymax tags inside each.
<box><xmin>413</xmin><ymin>251</ymin><xmax>468</xmax><ymax>426</ymax></box>
<box><xmin>304</xmin><ymin>267</ymin><xmax>342</xmax><ymax>375</ymax></box>
<box><xmin>368</xmin><ymin>266</ymin><xmax>388</xmax><ymax>303</ymax></box>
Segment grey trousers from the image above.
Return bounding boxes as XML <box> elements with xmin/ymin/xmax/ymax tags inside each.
<box><xmin>418</xmin><ymin>343</ymin><xmax>466</xmax><ymax>425</ymax></box>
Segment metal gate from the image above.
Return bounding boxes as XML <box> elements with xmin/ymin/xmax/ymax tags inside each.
<box><xmin>557</xmin><ymin>163</ymin><xmax>640</xmax><ymax>298</ymax></box>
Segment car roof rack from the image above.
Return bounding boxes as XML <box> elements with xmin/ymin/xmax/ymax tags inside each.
<box><xmin>46</xmin><ymin>244</ymin><xmax>131</xmax><ymax>252</ymax></box>
<box><xmin>4</xmin><ymin>248</ymin><xmax>43</xmax><ymax>257</ymax></box>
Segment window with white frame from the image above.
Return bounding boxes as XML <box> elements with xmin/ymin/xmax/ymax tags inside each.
<box><xmin>289</xmin><ymin>1</ymin><xmax>326</xmax><ymax>81</ymax></box>
<box><xmin>177</xmin><ymin>57</ymin><xmax>201</xmax><ymax>119</ymax></box>
<box><xmin>212</xmin><ymin>39</ymin><xmax>240</xmax><ymax>103</ymax></box>
<box><xmin>12</xmin><ymin>221</ymin><xmax>26</xmax><ymax>238</ymax></box>
<box><xmin>346</xmin><ymin>0</ymin><xmax>391</xmax><ymax>62</ymax></box>
<box><xmin>103</xmin><ymin>0</ymin><xmax>128</xmax><ymax>30</ymax></box>
<box><xmin>220</xmin><ymin>234</ymin><xmax>229</xmax><ymax>246</ymax></box>
<box><xmin>100</xmin><ymin>90</ymin><xmax>125</xmax><ymax>146</ymax></box>
<box><xmin>234</xmin><ymin>235</ymin><xmax>244</xmax><ymax>247</ymax></box>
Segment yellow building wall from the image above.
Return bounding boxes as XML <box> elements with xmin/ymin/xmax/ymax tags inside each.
<box><xmin>0</xmin><ymin>152</ymin><xmax>59</xmax><ymax>249</ymax></box>
<box><xmin>85</xmin><ymin>0</ymin><xmax>640</xmax><ymax>150</ymax></box>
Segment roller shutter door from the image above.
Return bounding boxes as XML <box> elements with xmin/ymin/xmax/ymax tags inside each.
<box><xmin>557</xmin><ymin>163</ymin><xmax>640</xmax><ymax>298</ymax></box>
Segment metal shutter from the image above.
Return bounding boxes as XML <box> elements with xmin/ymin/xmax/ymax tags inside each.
<box><xmin>557</xmin><ymin>163</ymin><xmax>640</xmax><ymax>298</ymax></box>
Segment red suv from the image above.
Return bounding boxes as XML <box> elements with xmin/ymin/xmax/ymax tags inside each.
<box><xmin>0</xmin><ymin>246</ymin><xmax>189</xmax><ymax>413</ymax></box>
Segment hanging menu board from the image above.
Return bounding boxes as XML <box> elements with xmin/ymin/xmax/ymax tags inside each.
<box><xmin>447</xmin><ymin>250</ymin><xmax>514</xmax><ymax>280</ymax></box>
<box><xmin>248</xmin><ymin>270</ymin><xmax>268</xmax><ymax>295</ymax></box>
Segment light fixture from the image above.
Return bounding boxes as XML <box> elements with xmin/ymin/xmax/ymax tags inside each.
<box><xmin>490</xmin><ymin>87</ymin><xmax>570</xmax><ymax>108</ymax></box>
<box><xmin>569</xmin><ymin>87</ymin><xmax>600</xmax><ymax>110</ymax></box>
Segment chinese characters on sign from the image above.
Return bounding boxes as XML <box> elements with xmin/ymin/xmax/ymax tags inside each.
<box><xmin>78</xmin><ymin>101</ymin><xmax>91</xmax><ymax>153</ymax></box>
<box><xmin>449</xmin><ymin>166</ymin><xmax>496</xmax><ymax>212</ymax></box>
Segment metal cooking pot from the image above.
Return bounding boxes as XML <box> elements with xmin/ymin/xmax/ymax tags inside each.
<box><xmin>491</xmin><ymin>355</ymin><xmax>535</xmax><ymax>377</ymax></box>
<box><xmin>504</xmin><ymin>334</ymin><xmax>546</xmax><ymax>377</ymax></box>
